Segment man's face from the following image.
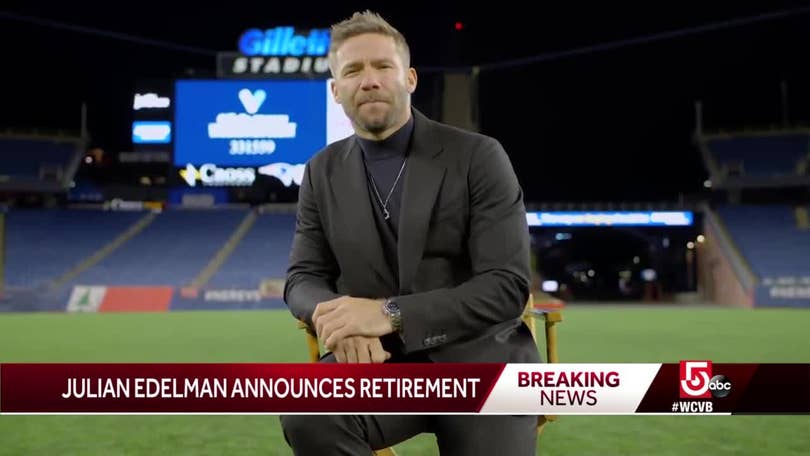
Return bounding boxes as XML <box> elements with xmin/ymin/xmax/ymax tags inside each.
<box><xmin>331</xmin><ymin>33</ymin><xmax>417</xmax><ymax>138</ymax></box>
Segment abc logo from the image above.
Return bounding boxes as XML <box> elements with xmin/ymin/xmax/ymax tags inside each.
<box><xmin>708</xmin><ymin>374</ymin><xmax>732</xmax><ymax>398</ymax></box>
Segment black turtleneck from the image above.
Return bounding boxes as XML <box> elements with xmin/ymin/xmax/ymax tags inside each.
<box><xmin>356</xmin><ymin>115</ymin><xmax>414</xmax><ymax>239</ymax></box>
<box><xmin>355</xmin><ymin>115</ymin><xmax>414</xmax><ymax>292</ymax></box>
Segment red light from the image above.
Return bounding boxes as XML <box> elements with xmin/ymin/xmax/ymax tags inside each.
<box><xmin>454</xmin><ymin>22</ymin><xmax>463</xmax><ymax>31</ymax></box>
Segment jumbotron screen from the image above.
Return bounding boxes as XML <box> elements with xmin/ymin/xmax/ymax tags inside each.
<box><xmin>173</xmin><ymin>79</ymin><xmax>353</xmax><ymax>187</ymax></box>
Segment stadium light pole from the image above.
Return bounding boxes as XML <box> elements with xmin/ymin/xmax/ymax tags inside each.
<box><xmin>780</xmin><ymin>79</ymin><xmax>789</xmax><ymax>128</ymax></box>
<box><xmin>81</xmin><ymin>102</ymin><xmax>88</xmax><ymax>140</ymax></box>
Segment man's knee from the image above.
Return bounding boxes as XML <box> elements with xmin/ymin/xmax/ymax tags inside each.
<box><xmin>436</xmin><ymin>415</ymin><xmax>537</xmax><ymax>456</ymax></box>
<box><xmin>280</xmin><ymin>414</ymin><xmax>365</xmax><ymax>448</ymax></box>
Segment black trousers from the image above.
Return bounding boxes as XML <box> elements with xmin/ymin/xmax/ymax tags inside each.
<box><xmin>279</xmin><ymin>353</ymin><xmax>538</xmax><ymax>455</ymax></box>
<box><xmin>280</xmin><ymin>413</ymin><xmax>537</xmax><ymax>455</ymax></box>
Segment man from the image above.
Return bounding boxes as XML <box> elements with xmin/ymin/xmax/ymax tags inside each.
<box><xmin>281</xmin><ymin>10</ymin><xmax>540</xmax><ymax>455</ymax></box>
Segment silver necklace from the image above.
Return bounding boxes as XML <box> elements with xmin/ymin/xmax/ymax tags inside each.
<box><xmin>368</xmin><ymin>158</ymin><xmax>407</xmax><ymax>220</ymax></box>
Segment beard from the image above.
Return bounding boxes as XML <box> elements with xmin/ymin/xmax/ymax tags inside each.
<box><xmin>348</xmin><ymin>92</ymin><xmax>406</xmax><ymax>135</ymax></box>
<box><xmin>356</xmin><ymin>103</ymin><xmax>397</xmax><ymax>134</ymax></box>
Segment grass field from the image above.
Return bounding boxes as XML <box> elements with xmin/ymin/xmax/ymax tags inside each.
<box><xmin>1</xmin><ymin>306</ymin><xmax>809</xmax><ymax>455</ymax></box>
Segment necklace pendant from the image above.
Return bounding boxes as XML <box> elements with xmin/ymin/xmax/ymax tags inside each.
<box><xmin>383</xmin><ymin>208</ymin><xmax>390</xmax><ymax>220</ymax></box>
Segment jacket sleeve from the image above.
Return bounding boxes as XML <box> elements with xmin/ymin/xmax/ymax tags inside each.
<box><xmin>395</xmin><ymin>137</ymin><xmax>531</xmax><ymax>353</ymax></box>
<box><xmin>283</xmin><ymin>161</ymin><xmax>342</xmax><ymax>327</ymax></box>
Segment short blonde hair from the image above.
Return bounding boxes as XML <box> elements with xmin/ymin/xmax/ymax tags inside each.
<box><xmin>328</xmin><ymin>10</ymin><xmax>411</xmax><ymax>75</ymax></box>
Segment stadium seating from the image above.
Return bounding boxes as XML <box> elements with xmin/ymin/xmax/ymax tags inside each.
<box><xmin>70</xmin><ymin>209</ymin><xmax>245</xmax><ymax>286</ymax></box>
<box><xmin>706</xmin><ymin>134</ymin><xmax>809</xmax><ymax>176</ymax></box>
<box><xmin>715</xmin><ymin>204</ymin><xmax>810</xmax><ymax>279</ymax></box>
<box><xmin>4</xmin><ymin>209</ymin><xmax>144</xmax><ymax>288</ymax></box>
<box><xmin>0</xmin><ymin>137</ymin><xmax>80</xmax><ymax>181</ymax></box>
<box><xmin>206</xmin><ymin>213</ymin><xmax>296</xmax><ymax>288</ymax></box>
<box><xmin>3</xmin><ymin>208</ymin><xmax>301</xmax><ymax>291</ymax></box>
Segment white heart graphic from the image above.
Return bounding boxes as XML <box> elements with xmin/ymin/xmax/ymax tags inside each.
<box><xmin>238</xmin><ymin>89</ymin><xmax>267</xmax><ymax>114</ymax></box>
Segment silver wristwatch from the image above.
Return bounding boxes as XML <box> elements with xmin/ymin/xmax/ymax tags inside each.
<box><xmin>382</xmin><ymin>298</ymin><xmax>402</xmax><ymax>333</ymax></box>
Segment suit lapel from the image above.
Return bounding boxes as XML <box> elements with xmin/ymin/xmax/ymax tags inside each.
<box><xmin>398</xmin><ymin>110</ymin><xmax>446</xmax><ymax>293</ymax></box>
<box><xmin>330</xmin><ymin>138</ymin><xmax>397</xmax><ymax>290</ymax></box>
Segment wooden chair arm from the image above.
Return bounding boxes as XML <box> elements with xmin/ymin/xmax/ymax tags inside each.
<box><xmin>297</xmin><ymin>320</ymin><xmax>322</xmax><ymax>363</ymax></box>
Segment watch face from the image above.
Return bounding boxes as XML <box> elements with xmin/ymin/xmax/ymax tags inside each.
<box><xmin>384</xmin><ymin>299</ymin><xmax>401</xmax><ymax>331</ymax></box>
<box><xmin>384</xmin><ymin>300</ymin><xmax>399</xmax><ymax>318</ymax></box>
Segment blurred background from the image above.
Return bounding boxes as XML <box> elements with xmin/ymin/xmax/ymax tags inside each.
<box><xmin>1</xmin><ymin>1</ymin><xmax>810</xmax><ymax>454</ymax></box>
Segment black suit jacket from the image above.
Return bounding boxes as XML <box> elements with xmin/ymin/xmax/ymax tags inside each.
<box><xmin>284</xmin><ymin>109</ymin><xmax>540</xmax><ymax>363</ymax></box>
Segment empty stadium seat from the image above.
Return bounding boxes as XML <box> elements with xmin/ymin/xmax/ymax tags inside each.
<box><xmin>707</xmin><ymin>134</ymin><xmax>809</xmax><ymax>176</ymax></box>
<box><xmin>0</xmin><ymin>137</ymin><xmax>79</xmax><ymax>181</ymax></box>
<box><xmin>207</xmin><ymin>213</ymin><xmax>296</xmax><ymax>288</ymax></box>
<box><xmin>71</xmin><ymin>209</ymin><xmax>245</xmax><ymax>286</ymax></box>
<box><xmin>715</xmin><ymin>205</ymin><xmax>810</xmax><ymax>279</ymax></box>
<box><xmin>4</xmin><ymin>208</ymin><xmax>303</xmax><ymax>292</ymax></box>
<box><xmin>4</xmin><ymin>209</ymin><xmax>143</xmax><ymax>288</ymax></box>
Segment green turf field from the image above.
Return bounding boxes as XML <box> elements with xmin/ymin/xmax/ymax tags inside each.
<box><xmin>1</xmin><ymin>307</ymin><xmax>809</xmax><ymax>455</ymax></box>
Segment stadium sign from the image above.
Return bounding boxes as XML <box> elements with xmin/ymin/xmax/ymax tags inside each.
<box><xmin>525</xmin><ymin>211</ymin><xmax>694</xmax><ymax>227</ymax></box>
<box><xmin>133</xmin><ymin>93</ymin><xmax>171</xmax><ymax>110</ymax></box>
<box><xmin>218</xmin><ymin>26</ymin><xmax>331</xmax><ymax>79</ymax></box>
<box><xmin>204</xmin><ymin>289</ymin><xmax>262</xmax><ymax>303</ymax></box>
<box><xmin>180</xmin><ymin>163</ymin><xmax>256</xmax><ymax>187</ymax></box>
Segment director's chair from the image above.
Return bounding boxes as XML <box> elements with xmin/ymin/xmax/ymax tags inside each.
<box><xmin>297</xmin><ymin>294</ymin><xmax>563</xmax><ymax>455</ymax></box>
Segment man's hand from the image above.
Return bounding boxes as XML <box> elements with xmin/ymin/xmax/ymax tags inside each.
<box><xmin>331</xmin><ymin>336</ymin><xmax>391</xmax><ymax>363</ymax></box>
<box><xmin>312</xmin><ymin>296</ymin><xmax>393</xmax><ymax>350</ymax></box>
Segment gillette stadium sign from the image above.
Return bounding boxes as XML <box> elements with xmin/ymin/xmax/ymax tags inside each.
<box><xmin>218</xmin><ymin>26</ymin><xmax>331</xmax><ymax>79</ymax></box>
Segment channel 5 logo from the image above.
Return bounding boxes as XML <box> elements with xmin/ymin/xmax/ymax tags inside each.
<box><xmin>679</xmin><ymin>360</ymin><xmax>732</xmax><ymax>399</ymax></box>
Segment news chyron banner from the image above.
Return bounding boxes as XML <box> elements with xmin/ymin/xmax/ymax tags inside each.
<box><xmin>1</xmin><ymin>362</ymin><xmax>808</xmax><ymax>414</ymax></box>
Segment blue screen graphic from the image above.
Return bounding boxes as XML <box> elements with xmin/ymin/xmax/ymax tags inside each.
<box><xmin>174</xmin><ymin>80</ymin><xmax>331</xmax><ymax>167</ymax></box>
<box><xmin>132</xmin><ymin>121</ymin><xmax>171</xmax><ymax>144</ymax></box>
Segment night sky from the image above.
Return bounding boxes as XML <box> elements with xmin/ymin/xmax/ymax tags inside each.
<box><xmin>2</xmin><ymin>1</ymin><xmax>809</xmax><ymax>202</ymax></box>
